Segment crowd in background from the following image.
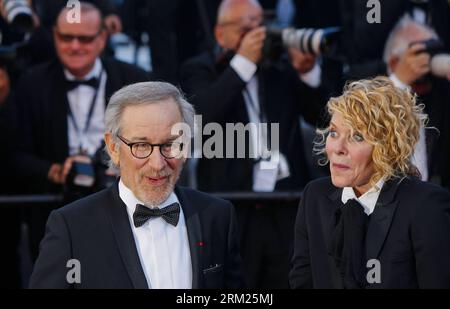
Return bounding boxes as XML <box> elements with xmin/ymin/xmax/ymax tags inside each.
<box><xmin>0</xmin><ymin>0</ymin><xmax>449</xmax><ymax>288</ymax></box>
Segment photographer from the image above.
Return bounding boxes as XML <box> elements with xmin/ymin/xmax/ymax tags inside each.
<box><xmin>0</xmin><ymin>0</ymin><xmax>37</xmax><ymax>287</ymax></box>
<box><xmin>11</xmin><ymin>2</ymin><xmax>149</xmax><ymax>260</ymax></box>
<box><xmin>384</xmin><ymin>16</ymin><xmax>450</xmax><ymax>190</ymax></box>
<box><xmin>181</xmin><ymin>0</ymin><xmax>326</xmax><ymax>288</ymax></box>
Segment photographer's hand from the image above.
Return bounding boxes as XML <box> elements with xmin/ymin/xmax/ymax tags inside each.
<box><xmin>393</xmin><ymin>43</ymin><xmax>430</xmax><ymax>85</ymax></box>
<box><xmin>0</xmin><ymin>67</ymin><xmax>10</xmax><ymax>106</ymax></box>
<box><xmin>61</xmin><ymin>156</ymin><xmax>92</xmax><ymax>184</ymax></box>
<box><xmin>237</xmin><ymin>26</ymin><xmax>266</xmax><ymax>64</ymax></box>
<box><xmin>48</xmin><ymin>163</ymin><xmax>63</xmax><ymax>184</ymax></box>
<box><xmin>104</xmin><ymin>14</ymin><xmax>122</xmax><ymax>35</ymax></box>
<box><xmin>288</xmin><ymin>48</ymin><xmax>316</xmax><ymax>74</ymax></box>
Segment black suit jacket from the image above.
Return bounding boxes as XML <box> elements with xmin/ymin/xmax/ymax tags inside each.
<box><xmin>290</xmin><ymin>177</ymin><xmax>450</xmax><ymax>289</ymax></box>
<box><xmin>11</xmin><ymin>58</ymin><xmax>150</xmax><ymax>193</ymax></box>
<box><xmin>422</xmin><ymin>78</ymin><xmax>450</xmax><ymax>190</ymax></box>
<box><xmin>181</xmin><ymin>51</ymin><xmax>326</xmax><ymax>192</ymax></box>
<box><xmin>29</xmin><ymin>184</ymin><xmax>245</xmax><ymax>289</ymax></box>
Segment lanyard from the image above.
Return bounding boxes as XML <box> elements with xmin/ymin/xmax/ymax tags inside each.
<box><xmin>243</xmin><ymin>88</ymin><xmax>267</xmax><ymax>123</ymax></box>
<box><xmin>67</xmin><ymin>71</ymin><xmax>104</xmax><ymax>153</ymax></box>
<box><xmin>243</xmin><ymin>88</ymin><xmax>271</xmax><ymax>159</ymax></box>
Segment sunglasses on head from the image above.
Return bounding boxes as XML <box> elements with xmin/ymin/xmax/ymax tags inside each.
<box><xmin>55</xmin><ymin>30</ymin><xmax>103</xmax><ymax>44</ymax></box>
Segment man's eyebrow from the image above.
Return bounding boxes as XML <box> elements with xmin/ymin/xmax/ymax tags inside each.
<box><xmin>166</xmin><ymin>135</ymin><xmax>182</xmax><ymax>142</ymax></box>
<box><xmin>127</xmin><ymin>135</ymin><xmax>182</xmax><ymax>143</ymax></box>
<box><xmin>127</xmin><ymin>137</ymin><xmax>148</xmax><ymax>142</ymax></box>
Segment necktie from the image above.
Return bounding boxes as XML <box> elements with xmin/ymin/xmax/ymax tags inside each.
<box><xmin>133</xmin><ymin>203</ymin><xmax>181</xmax><ymax>227</ymax></box>
<box><xmin>65</xmin><ymin>77</ymin><xmax>99</xmax><ymax>91</ymax></box>
<box><xmin>329</xmin><ymin>199</ymin><xmax>369</xmax><ymax>289</ymax></box>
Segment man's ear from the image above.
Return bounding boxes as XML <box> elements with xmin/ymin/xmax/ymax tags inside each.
<box><xmin>388</xmin><ymin>57</ymin><xmax>399</xmax><ymax>74</ymax></box>
<box><xmin>104</xmin><ymin>133</ymin><xmax>120</xmax><ymax>167</ymax></box>
<box><xmin>98</xmin><ymin>29</ymin><xmax>108</xmax><ymax>50</ymax></box>
<box><xmin>215</xmin><ymin>25</ymin><xmax>225</xmax><ymax>48</ymax></box>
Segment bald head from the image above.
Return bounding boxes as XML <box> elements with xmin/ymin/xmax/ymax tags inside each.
<box><xmin>53</xmin><ymin>1</ymin><xmax>107</xmax><ymax>78</ymax></box>
<box><xmin>56</xmin><ymin>2</ymin><xmax>104</xmax><ymax>29</ymax></box>
<box><xmin>216</xmin><ymin>0</ymin><xmax>262</xmax><ymax>25</ymax></box>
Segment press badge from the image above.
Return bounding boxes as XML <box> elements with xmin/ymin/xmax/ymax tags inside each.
<box><xmin>253</xmin><ymin>153</ymin><xmax>290</xmax><ymax>192</ymax></box>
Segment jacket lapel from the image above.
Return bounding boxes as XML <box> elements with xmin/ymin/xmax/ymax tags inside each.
<box><xmin>322</xmin><ymin>188</ymin><xmax>343</xmax><ymax>251</ymax></box>
<box><xmin>175</xmin><ymin>186</ymin><xmax>204</xmax><ymax>289</ymax></box>
<box><xmin>102</xmin><ymin>58</ymin><xmax>120</xmax><ymax>107</ymax></box>
<box><xmin>51</xmin><ymin>62</ymin><xmax>70</xmax><ymax>161</ymax></box>
<box><xmin>323</xmin><ymin>188</ymin><xmax>345</xmax><ymax>288</ymax></box>
<box><xmin>365</xmin><ymin>179</ymin><xmax>401</xmax><ymax>260</ymax></box>
<box><xmin>105</xmin><ymin>184</ymin><xmax>149</xmax><ymax>289</ymax></box>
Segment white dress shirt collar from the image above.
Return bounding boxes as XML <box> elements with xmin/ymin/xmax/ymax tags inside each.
<box><xmin>64</xmin><ymin>58</ymin><xmax>103</xmax><ymax>81</ymax></box>
<box><xmin>341</xmin><ymin>178</ymin><xmax>385</xmax><ymax>216</ymax></box>
<box><xmin>118</xmin><ymin>179</ymin><xmax>193</xmax><ymax>289</ymax></box>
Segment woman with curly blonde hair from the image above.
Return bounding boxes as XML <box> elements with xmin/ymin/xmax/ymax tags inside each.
<box><xmin>290</xmin><ymin>76</ymin><xmax>450</xmax><ymax>289</ymax></box>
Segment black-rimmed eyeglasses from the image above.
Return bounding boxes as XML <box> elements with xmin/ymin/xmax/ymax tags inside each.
<box><xmin>117</xmin><ymin>135</ymin><xmax>184</xmax><ymax>159</ymax></box>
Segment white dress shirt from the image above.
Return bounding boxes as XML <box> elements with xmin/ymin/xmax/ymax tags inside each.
<box><xmin>118</xmin><ymin>180</ymin><xmax>193</xmax><ymax>289</ymax></box>
<box><xmin>341</xmin><ymin>178</ymin><xmax>385</xmax><ymax>216</ymax></box>
<box><xmin>230</xmin><ymin>54</ymin><xmax>301</xmax><ymax>191</ymax></box>
<box><xmin>389</xmin><ymin>73</ymin><xmax>429</xmax><ymax>181</ymax></box>
<box><xmin>65</xmin><ymin>59</ymin><xmax>107</xmax><ymax>156</ymax></box>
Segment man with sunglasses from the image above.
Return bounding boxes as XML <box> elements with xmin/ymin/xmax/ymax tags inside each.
<box><xmin>11</xmin><ymin>2</ymin><xmax>149</xmax><ymax>261</ymax></box>
<box><xmin>30</xmin><ymin>81</ymin><xmax>245</xmax><ymax>289</ymax></box>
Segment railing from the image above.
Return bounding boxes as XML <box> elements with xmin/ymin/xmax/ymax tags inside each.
<box><xmin>0</xmin><ymin>191</ymin><xmax>302</xmax><ymax>207</ymax></box>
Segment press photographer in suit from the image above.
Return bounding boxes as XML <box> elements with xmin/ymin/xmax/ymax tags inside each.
<box><xmin>181</xmin><ymin>0</ymin><xmax>326</xmax><ymax>288</ymax></box>
<box><xmin>384</xmin><ymin>16</ymin><xmax>450</xmax><ymax>189</ymax></box>
<box><xmin>30</xmin><ymin>81</ymin><xmax>245</xmax><ymax>289</ymax></box>
<box><xmin>11</xmin><ymin>2</ymin><xmax>149</xmax><ymax>260</ymax></box>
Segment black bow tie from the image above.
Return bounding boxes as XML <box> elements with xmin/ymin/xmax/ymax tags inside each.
<box><xmin>65</xmin><ymin>77</ymin><xmax>99</xmax><ymax>91</ymax></box>
<box><xmin>133</xmin><ymin>203</ymin><xmax>181</xmax><ymax>227</ymax></box>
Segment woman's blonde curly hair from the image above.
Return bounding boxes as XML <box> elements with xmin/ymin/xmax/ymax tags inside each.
<box><xmin>314</xmin><ymin>76</ymin><xmax>428</xmax><ymax>186</ymax></box>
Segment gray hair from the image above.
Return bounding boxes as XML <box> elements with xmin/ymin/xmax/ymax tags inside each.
<box><xmin>104</xmin><ymin>81</ymin><xmax>195</xmax><ymax>169</ymax></box>
<box><xmin>383</xmin><ymin>14</ymin><xmax>438</xmax><ymax>65</ymax></box>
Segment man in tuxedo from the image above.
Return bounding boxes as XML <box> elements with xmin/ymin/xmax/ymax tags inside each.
<box><xmin>181</xmin><ymin>0</ymin><xmax>326</xmax><ymax>288</ymax></box>
<box><xmin>383</xmin><ymin>17</ymin><xmax>450</xmax><ymax>189</ymax></box>
<box><xmin>29</xmin><ymin>81</ymin><xmax>245</xmax><ymax>289</ymax></box>
<box><xmin>11</xmin><ymin>2</ymin><xmax>149</xmax><ymax>260</ymax></box>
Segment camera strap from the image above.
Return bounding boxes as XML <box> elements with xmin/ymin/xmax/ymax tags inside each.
<box><xmin>67</xmin><ymin>70</ymin><xmax>105</xmax><ymax>154</ymax></box>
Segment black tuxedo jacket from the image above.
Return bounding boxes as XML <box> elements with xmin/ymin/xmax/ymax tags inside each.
<box><xmin>290</xmin><ymin>177</ymin><xmax>450</xmax><ymax>289</ymax></box>
<box><xmin>11</xmin><ymin>58</ymin><xmax>150</xmax><ymax>193</ymax></box>
<box><xmin>422</xmin><ymin>78</ymin><xmax>450</xmax><ymax>190</ymax></box>
<box><xmin>29</xmin><ymin>184</ymin><xmax>245</xmax><ymax>289</ymax></box>
<box><xmin>181</xmin><ymin>51</ymin><xmax>326</xmax><ymax>192</ymax></box>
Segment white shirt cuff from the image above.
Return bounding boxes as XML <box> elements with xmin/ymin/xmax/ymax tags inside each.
<box><xmin>230</xmin><ymin>54</ymin><xmax>257</xmax><ymax>82</ymax></box>
<box><xmin>389</xmin><ymin>73</ymin><xmax>409</xmax><ymax>90</ymax></box>
<box><xmin>299</xmin><ymin>63</ymin><xmax>321</xmax><ymax>88</ymax></box>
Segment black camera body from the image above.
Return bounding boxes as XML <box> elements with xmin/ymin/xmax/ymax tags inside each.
<box><xmin>64</xmin><ymin>144</ymin><xmax>118</xmax><ymax>201</ymax></box>
<box><xmin>413</xmin><ymin>38</ymin><xmax>450</xmax><ymax>79</ymax></box>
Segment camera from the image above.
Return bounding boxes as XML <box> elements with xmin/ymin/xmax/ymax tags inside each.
<box><xmin>417</xmin><ymin>39</ymin><xmax>450</xmax><ymax>78</ymax></box>
<box><xmin>262</xmin><ymin>27</ymin><xmax>341</xmax><ymax>62</ymax></box>
<box><xmin>65</xmin><ymin>143</ymin><xmax>118</xmax><ymax>201</ymax></box>
<box><xmin>0</xmin><ymin>44</ymin><xmax>16</xmax><ymax>65</ymax></box>
<box><xmin>1</xmin><ymin>0</ymin><xmax>34</xmax><ymax>33</ymax></box>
